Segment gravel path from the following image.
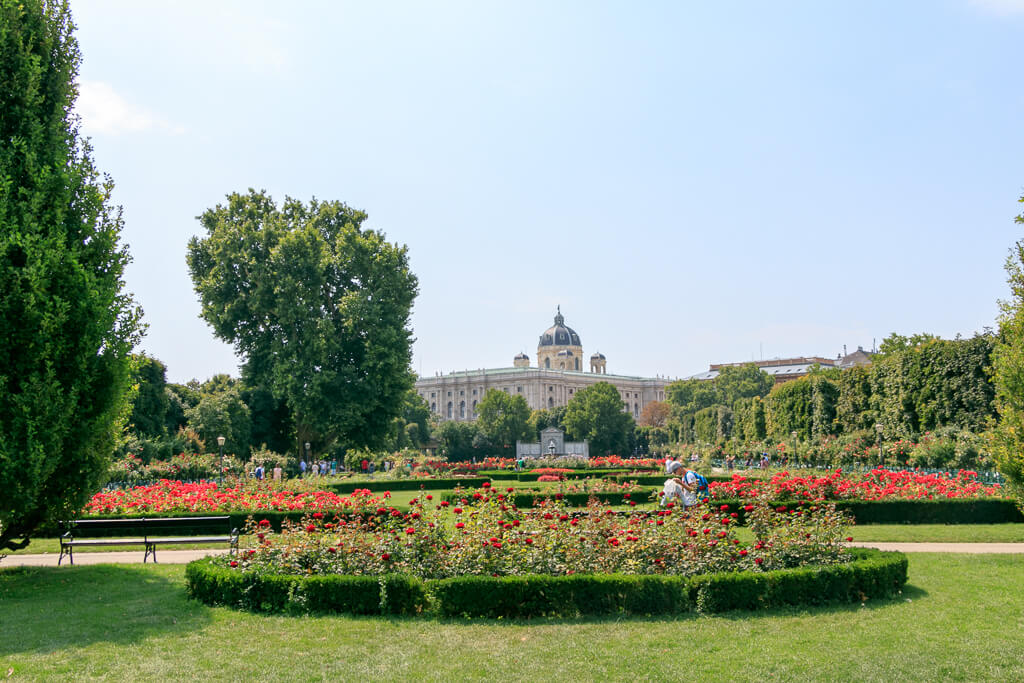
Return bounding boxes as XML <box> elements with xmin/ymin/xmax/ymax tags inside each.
<box><xmin>4</xmin><ymin>543</ymin><xmax>1024</xmax><ymax>567</ymax></box>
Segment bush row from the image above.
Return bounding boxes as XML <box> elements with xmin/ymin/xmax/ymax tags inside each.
<box><xmin>185</xmin><ymin>548</ymin><xmax>908</xmax><ymax>618</ymax></box>
<box><xmin>477</xmin><ymin>469</ymin><xmax>643</xmax><ymax>482</ymax></box>
<box><xmin>608</xmin><ymin>474</ymin><xmax>735</xmax><ymax>486</ymax></box>
<box><xmin>322</xmin><ymin>477</ymin><xmax>491</xmax><ymax>494</ymax></box>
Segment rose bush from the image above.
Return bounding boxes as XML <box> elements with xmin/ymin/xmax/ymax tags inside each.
<box><xmin>709</xmin><ymin>468</ymin><xmax>1005</xmax><ymax>502</ymax></box>
<box><xmin>84</xmin><ymin>480</ymin><xmax>386</xmax><ymax>515</ymax></box>
<box><xmin>216</xmin><ymin>486</ymin><xmax>851</xmax><ymax>580</ymax></box>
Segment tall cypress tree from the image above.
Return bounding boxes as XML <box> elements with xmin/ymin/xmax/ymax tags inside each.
<box><xmin>0</xmin><ymin>0</ymin><xmax>141</xmax><ymax>550</ymax></box>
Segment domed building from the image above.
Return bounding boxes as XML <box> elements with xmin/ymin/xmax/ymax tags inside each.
<box><xmin>415</xmin><ymin>308</ymin><xmax>668</xmax><ymax>421</ymax></box>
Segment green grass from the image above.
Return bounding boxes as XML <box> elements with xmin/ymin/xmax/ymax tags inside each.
<box><xmin>1</xmin><ymin>554</ymin><xmax>1022</xmax><ymax>680</ymax></box>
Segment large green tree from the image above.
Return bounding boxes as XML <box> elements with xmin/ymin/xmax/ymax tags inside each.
<box><xmin>992</xmin><ymin>194</ymin><xmax>1024</xmax><ymax>510</ymax></box>
<box><xmin>186</xmin><ymin>191</ymin><xmax>418</xmax><ymax>455</ymax></box>
<box><xmin>476</xmin><ymin>389</ymin><xmax>531</xmax><ymax>449</ymax></box>
<box><xmin>0</xmin><ymin>0</ymin><xmax>141</xmax><ymax>550</ymax></box>
<box><xmin>563</xmin><ymin>382</ymin><xmax>634</xmax><ymax>456</ymax></box>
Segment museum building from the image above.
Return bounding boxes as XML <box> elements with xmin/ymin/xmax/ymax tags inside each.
<box><xmin>416</xmin><ymin>308</ymin><xmax>668</xmax><ymax>422</ymax></box>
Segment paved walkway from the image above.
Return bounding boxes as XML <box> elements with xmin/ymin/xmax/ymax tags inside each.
<box><xmin>4</xmin><ymin>543</ymin><xmax>1024</xmax><ymax>567</ymax></box>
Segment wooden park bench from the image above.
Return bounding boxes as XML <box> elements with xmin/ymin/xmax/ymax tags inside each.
<box><xmin>58</xmin><ymin>516</ymin><xmax>239</xmax><ymax>565</ymax></box>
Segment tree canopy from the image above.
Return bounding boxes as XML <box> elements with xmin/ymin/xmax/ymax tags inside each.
<box><xmin>0</xmin><ymin>0</ymin><xmax>142</xmax><ymax>550</ymax></box>
<box><xmin>992</xmin><ymin>194</ymin><xmax>1024</xmax><ymax>509</ymax></box>
<box><xmin>476</xmin><ymin>389</ymin><xmax>531</xmax><ymax>449</ymax></box>
<box><xmin>563</xmin><ymin>382</ymin><xmax>634</xmax><ymax>456</ymax></box>
<box><xmin>186</xmin><ymin>191</ymin><xmax>418</xmax><ymax>455</ymax></box>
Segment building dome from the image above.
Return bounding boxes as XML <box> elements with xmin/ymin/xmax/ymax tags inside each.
<box><xmin>538</xmin><ymin>307</ymin><xmax>581</xmax><ymax>347</ymax></box>
<box><xmin>590</xmin><ymin>351</ymin><xmax>605</xmax><ymax>360</ymax></box>
<box><xmin>515</xmin><ymin>352</ymin><xmax>529</xmax><ymax>360</ymax></box>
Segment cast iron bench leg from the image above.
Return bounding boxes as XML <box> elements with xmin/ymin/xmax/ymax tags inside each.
<box><xmin>144</xmin><ymin>542</ymin><xmax>157</xmax><ymax>563</ymax></box>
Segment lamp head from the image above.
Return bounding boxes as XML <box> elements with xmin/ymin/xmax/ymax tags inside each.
<box><xmin>217</xmin><ymin>436</ymin><xmax>226</xmax><ymax>447</ymax></box>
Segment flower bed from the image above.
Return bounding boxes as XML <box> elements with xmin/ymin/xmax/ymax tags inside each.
<box><xmin>83</xmin><ymin>480</ymin><xmax>387</xmax><ymax>515</ymax></box>
<box><xmin>710</xmin><ymin>469</ymin><xmax>1006</xmax><ymax>502</ymax></box>
<box><xmin>207</xmin><ymin>486</ymin><xmax>852</xmax><ymax>581</ymax></box>
<box><xmin>185</xmin><ymin>548</ymin><xmax>908</xmax><ymax>617</ymax></box>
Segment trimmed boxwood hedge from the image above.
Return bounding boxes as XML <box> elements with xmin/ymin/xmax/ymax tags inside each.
<box><xmin>609</xmin><ymin>473</ymin><xmax>735</xmax><ymax>486</ymax></box>
<box><xmin>441</xmin><ymin>490</ymin><xmax>659</xmax><ymax>508</ymax></box>
<box><xmin>323</xmin><ymin>477</ymin><xmax>491</xmax><ymax>494</ymax></box>
<box><xmin>709</xmin><ymin>498</ymin><xmax>1024</xmax><ymax>525</ymax></box>
<box><xmin>185</xmin><ymin>548</ymin><xmax>907</xmax><ymax>618</ymax></box>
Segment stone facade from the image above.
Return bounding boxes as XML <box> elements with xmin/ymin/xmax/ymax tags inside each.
<box><xmin>416</xmin><ymin>309</ymin><xmax>667</xmax><ymax>422</ymax></box>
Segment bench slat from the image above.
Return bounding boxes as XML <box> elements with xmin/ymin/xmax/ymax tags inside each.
<box><xmin>146</xmin><ymin>536</ymin><xmax>232</xmax><ymax>544</ymax></box>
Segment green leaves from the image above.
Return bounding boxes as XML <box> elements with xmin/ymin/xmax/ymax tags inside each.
<box><xmin>563</xmin><ymin>382</ymin><xmax>634</xmax><ymax>456</ymax></box>
<box><xmin>0</xmin><ymin>0</ymin><xmax>141</xmax><ymax>550</ymax></box>
<box><xmin>186</xmin><ymin>190</ymin><xmax>418</xmax><ymax>454</ymax></box>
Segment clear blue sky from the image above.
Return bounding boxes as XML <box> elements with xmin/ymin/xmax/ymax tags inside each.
<box><xmin>69</xmin><ymin>0</ymin><xmax>1024</xmax><ymax>384</ymax></box>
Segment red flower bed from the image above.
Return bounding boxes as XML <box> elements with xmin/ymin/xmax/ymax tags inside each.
<box><xmin>709</xmin><ymin>469</ymin><xmax>1005</xmax><ymax>502</ymax></box>
<box><xmin>84</xmin><ymin>480</ymin><xmax>385</xmax><ymax>515</ymax></box>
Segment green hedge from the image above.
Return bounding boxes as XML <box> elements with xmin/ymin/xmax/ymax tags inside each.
<box><xmin>610</xmin><ymin>474</ymin><xmax>735</xmax><ymax>486</ymax></box>
<box><xmin>185</xmin><ymin>560</ymin><xmax>427</xmax><ymax>615</ymax></box>
<box><xmin>323</xmin><ymin>477</ymin><xmax>491</xmax><ymax>493</ymax></box>
<box><xmin>476</xmin><ymin>469</ymin><xmax>643</xmax><ymax>482</ymax></box>
<box><xmin>186</xmin><ymin>548</ymin><xmax>907</xmax><ymax>618</ymax></box>
<box><xmin>442</xmin><ymin>490</ymin><xmax>658</xmax><ymax>508</ymax></box>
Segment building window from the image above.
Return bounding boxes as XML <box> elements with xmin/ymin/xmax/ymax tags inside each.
<box><xmin>517</xmin><ymin>386</ymin><xmax>522</xmax><ymax>392</ymax></box>
<box><xmin>460</xmin><ymin>401</ymin><xmax>466</xmax><ymax>419</ymax></box>
<box><xmin>430</xmin><ymin>392</ymin><xmax>435</xmax><ymax>398</ymax></box>
<box><xmin>575</xmin><ymin>358</ymin><xmax>580</xmax><ymax>370</ymax></box>
<box><xmin>545</xmin><ymin>358</ymin><xmax>550</xmax><ymax>369</ymax></box>
<box><xmin>447</xmin><ymin>402</ymin><xmax>453</xmax><ymax>418</ymax></box>
<box><xmin>431</xmin><ymin>402</ymin><xmax>436</xmax><ymax>412</ymax></box>
<box><xmin>447</xmin><ymin>391</ymin><xmax>451</xmax><ymax>397</ymax></box>
<box><xmin>549</xmin><ymin>386</ymin><xmax>553</xmax><ymax>392</ymax></box>
<box><xmin>460</xmin><ymin>390</ymin><xmax>464</xmax><ymax>396</ymax></box>
<box><xmin>634</xmin><ymin>403</ymin><xmax>639</xmax><ymax>417</ymax></box>
<box><xmin>472</xmin><ymin>389</ymin><xmax>477</xmax><ymax>395</ymax></box>
<box><xmin>548</xmin><ymin>397</ymin><xmax>554</xmax><ymax>408</ymax></box>
<box><xmin>472</xmin><ymin>400</ymin><xmax>478</xmax><ymax>416</ymax></box>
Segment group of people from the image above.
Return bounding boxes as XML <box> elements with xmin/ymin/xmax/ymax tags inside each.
<box><xmin>661</xmin><ymin>456</ymin><xmax>707</xmax><ymax>509</ymax></box>
<box><xmin>299</xmin><ymin>460</ymin><xmax>337</xmax><ymax>477</ymax></box>
<box><xmin>251</xmin><ymin>464</ymin><xmax>283</xmax><ymax>480</ymax></box>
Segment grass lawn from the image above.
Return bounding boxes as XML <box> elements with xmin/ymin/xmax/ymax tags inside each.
<box><xmin>1</xmin><ymin>553</ymin><xmax>1022</xmax><ymax>680</ymax></box>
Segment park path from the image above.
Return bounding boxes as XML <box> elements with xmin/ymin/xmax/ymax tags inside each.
<box><xmin>3</xmin><ymin>543</ymin><xmax>1024</xmax><ymax>567</ymax></box>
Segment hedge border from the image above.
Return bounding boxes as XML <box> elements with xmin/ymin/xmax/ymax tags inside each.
<box><xmin>322</xmin><ymin>477</ymin><xmax>491</xmax><ymax>494</ymax></box>
<box><xmin>185</xmin><ymin>548</ymin><xmax>908</xmax><ymax>618</ymax></box>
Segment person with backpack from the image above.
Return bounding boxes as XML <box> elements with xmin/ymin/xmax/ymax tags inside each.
<box><xmin>679</xmin><ymin>466</ymin><xmax>710</xmax><ymax>508</ymax></box>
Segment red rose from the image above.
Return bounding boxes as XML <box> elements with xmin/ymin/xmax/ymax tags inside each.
<box><xmin>453</xmin><ymin>507</ymin><xmax>463</xmax><ymax>514</ymax></box>
<box><xmin>229</xmin><ymin>560</ymin><xmax>238</xmax><ymax>567</ymax></box>
<box><xmin>405</xmin><ymin>527</ymin><xmax>416</xmax><ymax>535</ymax></box>
<box><xmin>507</xmin><ymin>487</ymin><xmax>514</xmax><ymax>493</ymax></box>
<box><xmin>525</xmin><ymin>537</ymin><xmax>533</xmax><ymax>545</ymax></box>
<box><xmin>426</xmin><ymin>495</ymin><xmax>433</xmax><ymax>500</ymax></box>
<box><xmin>305</xmin><ymin>524</ymin><xmax>316</xmax><ymax>532</ymax></box>
<box><xmin>455</xmin><ymin>522</ymin><xmax>465</xmax><ymax>529</ymax></box>
<box><xmin>382</xmin><ymin>553</ymin><xmax>391</xmax><ymax>561</ymax></box>
<box><xmin>312</xmin><ymin>512</ymin><xmax>324</xmax><ymax>519</ymax></box>
<box><xmin>743</xmin><ymin>505</ymin><xmax>754</xmax><ymax>512</ymax></box>
<box><xmin>754</xmin><ymin>557</ymin><xmax>763</xmax><ymax>565</ymax></box>
<box><xmin>482</xmin><ymin>482</ymin><xmax>491</xmax><ymax>488</ymax></box>
<box><xmin>327</xmin><ymin>546</ymin><xmax>337</xmax><ymax>553</ymax></box>
<box><xmin>739</xmin><ymin>549</ymin><xmax>748</xmax><ymax>556</ymax></box>
<box><xmin>258</xmin><ymin>519</ymin><xmax>271</xmax><ymax>528</ymax></box>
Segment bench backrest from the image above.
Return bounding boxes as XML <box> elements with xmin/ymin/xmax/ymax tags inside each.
<box><xmin>64</xmin><ymin>516</ymin><xmax>232</xmax><ymax>537</ymax></box>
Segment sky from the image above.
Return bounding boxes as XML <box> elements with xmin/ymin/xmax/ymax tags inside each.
<box><xmin>68</xmin><ymin>0</ymin><xmax>1024</xmax><ymax>384</ymax></box>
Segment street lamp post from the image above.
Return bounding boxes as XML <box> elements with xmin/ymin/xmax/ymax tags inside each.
<box><xmin>217</xmin><ymin>435</ymin><xmax>226</xmax><ymax>487</ymax></box>
<box><xmin>875</xmin><ymin>423</ymin><xmax>884</xmax><ymax>464</ymax></box>
<box><xmin>790</xmin><ymin>431</ymin><xmax>798</xmax><ymax>467</ymax></box>
<box><xmin>305</xmin><ymin>442</ymin><xmax>311</xmax><ymax>477</ymax></box>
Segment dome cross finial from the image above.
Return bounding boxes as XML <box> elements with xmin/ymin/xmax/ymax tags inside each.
<box><xmin>554</xmin><ymin>305</ymin><xmax>564</xmax><ymax>326</ymax></box>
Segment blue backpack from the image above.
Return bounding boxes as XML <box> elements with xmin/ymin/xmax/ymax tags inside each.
<box><xmin>691</xmin><ymin>472</ymin><xmax>710</xmax><ymax>501</ymax></box>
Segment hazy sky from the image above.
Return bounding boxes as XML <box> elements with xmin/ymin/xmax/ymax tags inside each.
<box><xmin>69</xmin><ymin>1</ymin><xmax>1024</xmax><ymax>384</ymax></box>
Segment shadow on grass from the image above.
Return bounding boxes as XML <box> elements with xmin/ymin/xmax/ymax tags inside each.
<box><xmin>0</xmin><ymin>564</ymin><xmax>212</xmax><ymax>656</ymax></box>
